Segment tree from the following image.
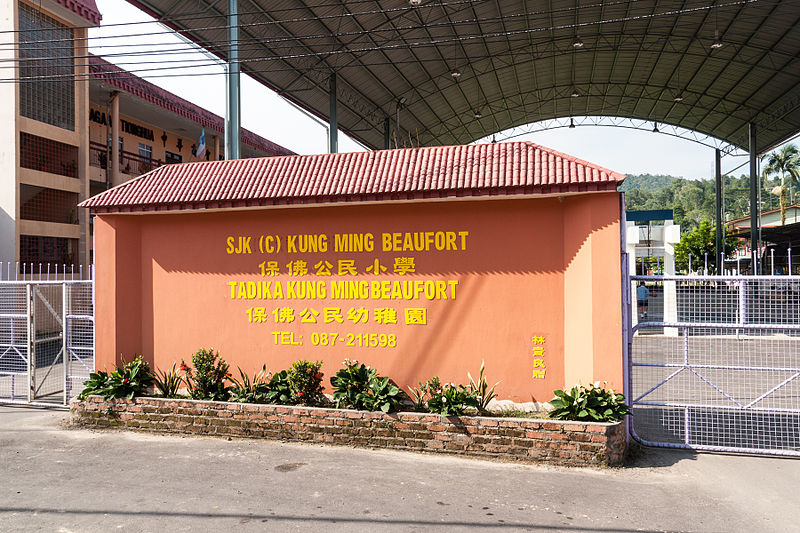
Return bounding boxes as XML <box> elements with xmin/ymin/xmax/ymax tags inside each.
<box><xmin>674</xmin><ymin>220</ymin><xmax>739</xmax><ymax>273</ymax></box>
<box><xmin>762</xmin><ymin>144</ymin><xmax>800</xmax><ymax>225</ymax></box>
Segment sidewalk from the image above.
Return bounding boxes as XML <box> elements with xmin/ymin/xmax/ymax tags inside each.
<box><xmin>0</xmin><ymin>405</ymin><xmax>796</xmax><ymax>532</ymax></box>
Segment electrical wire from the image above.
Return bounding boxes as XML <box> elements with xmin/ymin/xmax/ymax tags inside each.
<box><xmin>0</xmin><ymin>0</ymin><xmax>780</xmax><ymax>89</ymax></box>
<box><xmin>0</xmin><ymin>0</ymin><xmax>765</xmax><ymax>51</ymax></box>
<box><xmin>0</xmin><ymin>0</ymin><xmax>745</xmax><ymax>39</ymax></box>
<box><xmin>4</xmin><ymin>32</ymin><xmax>748</xmax><ymax>77</ymax></box>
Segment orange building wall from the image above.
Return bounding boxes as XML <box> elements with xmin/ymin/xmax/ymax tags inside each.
<box><xmin>94</xmin><ymin>193</ymin><xmax>623</xmax><ymax>402</ymax></box>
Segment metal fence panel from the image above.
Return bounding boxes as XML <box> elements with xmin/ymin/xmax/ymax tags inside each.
<box><xmin>30</xmin><ymin>284</ymin><xmax>64</xmax><ymax>403</ymax></box>
<box><xmin>629</xmin><ymin>275</ymin><xmax>800</xmax><ymax>456</ymax></box>
<box><xmin>0</xmin><ymin>284</ymin><xmax>29</xmax><ymax>402</ymax></box>
<box><xmin>66</xmin><ymin>283</ymin><xmax>94</xmax><ymax>401</ymax></box>
<box><xmin>0</xmin><ymin>280</ymin><xmax>93</xmax><ymax>406</ymax></box>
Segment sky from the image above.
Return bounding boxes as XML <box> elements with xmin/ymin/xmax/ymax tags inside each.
<box><xmin>89</xmin><ymin>0</ymin><xmax>755</xmax><ymax>180</ymax></box>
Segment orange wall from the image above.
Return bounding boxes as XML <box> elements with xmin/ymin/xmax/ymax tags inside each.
<box><xmin>94</xmin><ymin>194</ymin><xmax>623</xmax><ymax>402</ymax></box>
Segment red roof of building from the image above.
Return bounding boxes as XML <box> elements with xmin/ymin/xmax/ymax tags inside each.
<box><xmin>57</xmin><ymin>0</ymin><xmax>101</xmax><ymax>25</ymax></box>
<box><xmin>727</xmin><ymin>204</ymin><xmax>800</xmax><ymax>226</ymax></box>
<box><xmin>80</xmin><ymin>142</ymin><xmax>626</xmax><ymax>214</ymax></box>
<box><xmin>88</xmin><ymin>55</ymin><xmax>294</xmax><ymax>158</ymax></box>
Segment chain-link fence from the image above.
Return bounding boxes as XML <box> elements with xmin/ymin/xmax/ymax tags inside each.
<box><xmin>0</xmin><ymin>281</ymin><xmax>93</xmax><ymax>406</ymax></box>
<box><xmin>629</xmin><ymin>275</ymin><xmax>800</xmax><ymax>456</ymax></box>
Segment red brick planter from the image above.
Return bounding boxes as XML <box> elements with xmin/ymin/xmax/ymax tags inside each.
<box><xmin>70</xmin><ymin>396</ymin><xmax>626</xmax><ymax>467</ymax></box>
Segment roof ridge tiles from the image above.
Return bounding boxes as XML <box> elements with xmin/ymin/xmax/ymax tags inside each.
<box><xmin>80</xmin><ymin>142</ymin><xmax>625</xmax><ymax>214</ymax></box>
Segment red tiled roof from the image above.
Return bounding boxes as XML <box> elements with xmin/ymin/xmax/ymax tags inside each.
<box><xmin>57</xmin><ymin>0</ymin><xmax>101</xmax><ymax>25</ymax></box>
<box><xmin>80</xmin><ymin>142</ymin><xmax>626</xmax><ymax>214</ymax></box>
<box><xmin>88</xmin><ymin>55</ymin><xmax>294</xmax><ymax>158</ymax></box>
<box><xmin>727</xmin><ymin>205</ymin><xmax>800</xmax><ymax>225</ymax></box>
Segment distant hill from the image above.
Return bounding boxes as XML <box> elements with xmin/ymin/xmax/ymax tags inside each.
<box><xmin>618</xmin><ymin>173</ymin><xmax>679</xmax><ymax>192</ymax></box>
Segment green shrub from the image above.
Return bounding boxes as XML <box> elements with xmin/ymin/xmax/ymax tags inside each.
<box><xmin>467</xmin><ymin>360</ymin><xmax>500</xmax><ymax>414</ymax></box>
<box><xmin>288</xmin><ymin>359</ymin><xmax>325</xmax><ymax>406</ymax></box>
<box><xmin>407</xmin><ymin>376</ymin><xmax>440</xmax><ymax>411</ymax></box>
<box><xmin>181</xmin><ymin>348</ymin><xmax>230</xmax><ymax>401</ymax></box>
<box><xmin>152</xmin><ymin>363</ymin><xmax>183</xmax><ymax>398</ymax></box>
<box><xmin>426</xmin><ymin>381</ymin><xmax>479</xmax><ymax>416</ymax></box>
<box><xmin>549</xmin><ymin>383</ymin><xmax>630</xmax><ymax>422</ymax></box>
<box><xmin>77</xmin><ymin>370</ymin><xmax>110</xmax><ymax>400</ymax></box>
<box><xmin>264</xmin><ymin>370</ymin><xmax>293</xmax><ymax>405</ymax></box>
<box><xmin>77</xmin><ymin>355</ymin><xmax>153</xmax><ymax>400</ymax></box>
<box><xmin>228</xmin><ymin>365</ymin><xmax>270</xmax><ymax>403</ymax></box>
<box><xmin>330</xmin><ymin>359</ymin><xmax>403</xmax><ymax>413</ymax></box>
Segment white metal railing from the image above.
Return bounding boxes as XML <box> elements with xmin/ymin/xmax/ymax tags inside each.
<box><xmin>628</xmin><ymin>274</ymin><xmax>800</xmax><ymax>456</ymax></box>
<box><xmin>1</xmin><ymin>262</ymin><xmax>92</xmax><ymax>282</ymax></box>
<box><xmin>0</xmin><ymin>279</ymin><xmax>94</xmax><ymax>406</ymax></box>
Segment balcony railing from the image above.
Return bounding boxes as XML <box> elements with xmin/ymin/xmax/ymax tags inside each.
<box><xmin>89</xmin><ymin>141</ymin><xmax>108</xmax><ymax>169</ymax></box>
<box><xmin>89</xmin><ymin>141</ymin><xmax>164</xmax><ymax>176</ymax></box>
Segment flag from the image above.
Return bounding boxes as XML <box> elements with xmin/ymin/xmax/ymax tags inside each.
<box><xmin>196</xmin><ymin>128</ymin><xmax>206</xmax><ymax>159</ymax></box>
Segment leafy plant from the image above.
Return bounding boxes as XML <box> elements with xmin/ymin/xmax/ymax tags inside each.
<box><xmin>330</xmin><ymin>359</ymin><xmax>403</xmax><ymax>413</ymax></box>
<box><xmin>467</xmin><ymin>361</ymin><xmax>500</xmax><ymax>414</ymax></box>
<box><xmin>407</xmin><ymin>376</ymin><xmax>441</xmax><ymax>411</ymax></box>
<box><xmin>407</xmin><ymin>381</ymin><xmax>428</xmax><ymax>411</ymax></box>
<box><xmin>426</xmin><ymin>381</ymin><xmax>479</xmax><ymax>416</ymax></box>
<box><xmin>152</xmin><ymin>363</ymin><xmax>183</xmax><ymax>398</ymax></box>
<box><xmin>228</xmin><ymin>365</ymin><xmax>270</xmax><ymax>404</ymax></box>
<box><xmin>288</xmin><ymin>359</ymin><xmax>325</xmax><ymax>406</ymax></box>
<box><xmin>77</xmin><ymin>370</ymin><xmax>110</xmax><ymax>400</ymax></box>
<box><xmin>77</xmin><ymin>356</ymin><xmax>153</xmax><ymax>400</ymax></box>
<box><xmin>181</xmin><ymin>348</ymin><xmax>230</xmax><ymax>401</ymax></box>
<box><xmin>762</xmin><ymin>144</ymin><xmax>800</xmax><ymax>225</ymax></box>
<box><xmin>549</xmin><ymin>382</ymin><xmax>630</xmax><ymax>422</ymax></box>
<box><xmin>264</xmin><ymin>370</ymin><xmax>293</xmax><ymax>405</ymax></box>
<box><xmin>674</xmin><ymin>220</ymin><xmax>738</xmax><ymax>273</ymax></box>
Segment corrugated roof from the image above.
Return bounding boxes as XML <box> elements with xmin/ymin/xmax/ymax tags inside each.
<box><xmin>80</xmin><ymin>142</ymin><xmax>625</xmax><ymax>214</ymax></box>
<box><xmin>125</xmin><ymin>0</ymin><xmax>800</xmax><ymax>154</ymax></box>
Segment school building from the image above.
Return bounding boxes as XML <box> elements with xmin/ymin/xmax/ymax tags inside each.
<box><xmin>0</xmin><ymin>0</ymin><xmax>292</xmax><ymax>274</ymax></box>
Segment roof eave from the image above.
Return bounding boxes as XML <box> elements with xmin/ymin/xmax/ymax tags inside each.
<box><xmin>83</xmin><ymin>182</ymin><xmax>622</xmax><ymax>215</ymax></box>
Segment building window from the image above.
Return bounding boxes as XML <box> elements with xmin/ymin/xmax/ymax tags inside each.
<box><xmin>20</xmin><ymin>132</ymin><xmax>79</xmax><ymax>177</ymax></box>
<box><xmin>137</xmin><ymin>143</ymin><xmax>154</xmax><ymax>173</ymax></box>
<box><xmin>165</xmin><ymin>151</ymin><xmax>182</xmax><ymax>164</ymax></box>
<box><xmin>20</xmin><ymin>185</ymin><xmax>79</xmax><ymax>224</ymax></box>
<box><xmin>138</xmin><ymin>143</ymin><xmax>152</xmax><ymax>159</ymax></box>
<box><xmin>20</xmin><ymin>235</ymin><xmax>77</xmax><ymax>266</ymax></box>
<box><xmin>107</xmin><ymin>134</ymin><xmax>123</xmax><ymax>153</ymax></box>
<box><xmin>18</xmin><ymin>3</ymin><xmax>75</xmax><ymax>131</ymax></box>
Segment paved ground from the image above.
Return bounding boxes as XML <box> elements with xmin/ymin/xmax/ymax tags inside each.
<box><xmin>1</xmin><ymin>406</ymin><xmax>798</xmax><ymax>532</ymax></box>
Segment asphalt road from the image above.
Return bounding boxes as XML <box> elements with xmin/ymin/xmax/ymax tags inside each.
<box><xmin>1</xmin><ymin>406</ymin><xmax>798</xmax><ymax>532</ymax></box>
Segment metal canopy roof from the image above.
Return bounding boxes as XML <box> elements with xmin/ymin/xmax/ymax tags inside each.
<box><xmin>126</xmin><ymin>0</ymin><xmax>800</xmax><ymax>154</ymax></box>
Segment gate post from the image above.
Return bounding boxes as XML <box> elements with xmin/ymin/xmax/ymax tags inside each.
<box><xmin>62</xmin><ymin>283</ymin><xmax>68</xmax><ymax>406</ymax></box>
<box><xmin>621</xmin><ymin>252</ymin><xmax>632</xmax><ymax>443</ymax></box>
<box><xmin>26</xmin><ymin>284</ymin><xmax>32</xmax><ymax>403</ymax></box>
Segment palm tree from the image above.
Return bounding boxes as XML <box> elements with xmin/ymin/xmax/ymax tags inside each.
<box><xmin>762</xmin><ymin>144</ymin><xmax>800</xmax><ymax>225</ymax></box>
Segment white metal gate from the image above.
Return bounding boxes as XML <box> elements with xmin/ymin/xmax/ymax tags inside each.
<box><xmin>0</xmin><ymin>281</ymin><xmax>94</xmax><ymax>406</ymax></box>
<box><xmin>627</xmin><ymin>274</ymin><xmax>800</xmax><ymax>456</ymax></box>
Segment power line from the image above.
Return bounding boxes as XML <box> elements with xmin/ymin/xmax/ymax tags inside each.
<box><xmin>0</xmin><ymin>0</ymin><xmax>765</xmax><ymax>51</ymax></box>
<box><xmin>1</xmin><ymin>0</ymin><xmax>740</xmax><ymax>38</ymax></box>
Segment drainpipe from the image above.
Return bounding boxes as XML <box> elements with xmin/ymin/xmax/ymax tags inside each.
<box><xmin>110</xmin><ymin>91</ymin><xmax>120</xmax><ymax>187</ymax></box>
